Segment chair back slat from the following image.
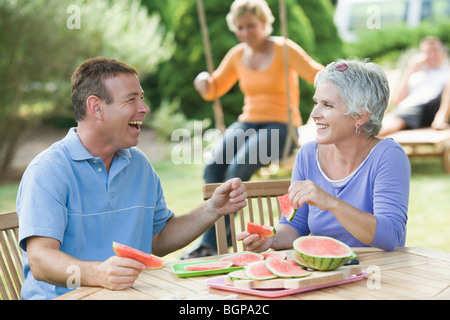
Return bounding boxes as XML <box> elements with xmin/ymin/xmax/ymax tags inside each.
<box><xmin>202</xmin><ymin>180</ymin><xmax>290</xmax><ymax>254</ymax></box>
<box><xmin>257</xmin><ymin>197</ymin><xmax>265</xmax><ymax>225</ymax></box>
<box><xmin>229</xmin><ymin>214</ymin><xmax>237</xmax><ymax>252</ymax></box>
<box><xmin>0</xmin><ymin>212</ymin><xmax>23</xmax><ymax>300</ymax></box>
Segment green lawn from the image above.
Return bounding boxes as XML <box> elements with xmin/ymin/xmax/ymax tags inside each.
<box><xmin>1</xmin><ymin>157</ymin><xmax>449</xmax><ymax>261</ymax></box>
<box><xmin>0</xmin><ymin>182</ymin><xmax>19</xmax><ymax>213</ymax></box>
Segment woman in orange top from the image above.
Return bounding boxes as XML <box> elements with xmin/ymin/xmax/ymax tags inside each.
<box><xmin>185</xmin><ymin>0</ymin><xmax>323</xmax><ymax>258</ymax></box>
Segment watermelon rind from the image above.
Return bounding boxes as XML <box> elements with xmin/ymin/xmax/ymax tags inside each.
<box><xmin>286</xmin><ymin>209</ymin><xmax>297</xmax><ymax>222</ymax></box>
<box><xmin>288</xmin><ymin>250</ymin><xmax>309</xmax><ymax>268</ymax></box>
<box><xmin>277</xmin><ymin>194</ymin><xmax>297</xmax><ymax>222</ymax></box>
<box><xmin>219</xmin><ymin>251</ymin><xmax>264</xmax><ymax>267</ymax></box>
<box><xmin>113</xmin><ymin>241</ymin><xmax>166</xmax><ymax>269</ymax></box>
<box><xmin>293</xmin><ymin>236</ymin><xmax>354</xmax><ymax>271</ymax></box>
<box><xmin>245</xmin><ymin>261</ymin><xmax>277</xmax><ymax>280</ymax></box>
<box><xmin>265</xmin><ymin>257</ymin><xmax>312</xmax><ymax>278</ymax></box>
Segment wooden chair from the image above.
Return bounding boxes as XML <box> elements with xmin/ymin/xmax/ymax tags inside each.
<box><xmin>0</xmin><ymin>211</ymin><xmax>23</xmax><ymax>300</ymax></box>
<box><xmin>202</xmin><ymin>179</ymin><xmax>290</xmax><ymax>255</ymax></box>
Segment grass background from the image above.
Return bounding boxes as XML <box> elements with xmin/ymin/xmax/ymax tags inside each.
<box><xmin>1</xmin><ymin>156</ymin><xmax>449</xmax><ymax>263</ymax></box>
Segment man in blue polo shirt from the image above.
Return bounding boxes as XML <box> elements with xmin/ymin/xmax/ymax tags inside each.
<box><xmin>16</xmin><ymin>57</ymin><xmax>247</xmax><ymax>300</ymax></box>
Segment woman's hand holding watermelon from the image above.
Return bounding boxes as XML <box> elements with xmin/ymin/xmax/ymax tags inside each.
<box><xmin>288</xmin><ymin>179</ymin><xmax>378</xmax><ymax>245</ymax></box>
<box><xmin>288</xmin><ymin>180</ymin><xmax>338</xmax><ymax>212</ymax></box>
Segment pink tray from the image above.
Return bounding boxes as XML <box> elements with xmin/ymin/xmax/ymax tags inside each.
<box><xmin>205</xmin><ymin>273</ymin><xmax>366</xmax><ymax>298</ymax></box>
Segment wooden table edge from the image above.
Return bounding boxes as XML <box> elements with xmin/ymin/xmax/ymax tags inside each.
<box><xmin>54</xmin><ymin>246</ymin><xmax>450</xmax><ymax>300</ymax></box>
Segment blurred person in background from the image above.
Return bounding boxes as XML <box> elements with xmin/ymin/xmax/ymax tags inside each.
<box><xmin>380</xmin><ymin>36</ymin><xmax>449</xmax><ymax>136</ymax></box>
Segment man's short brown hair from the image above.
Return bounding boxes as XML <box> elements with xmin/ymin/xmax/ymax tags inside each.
<box><xmin>71</xmin><ymin>57</ymin><xmax>138</xmax><ymax>122</ymax></box>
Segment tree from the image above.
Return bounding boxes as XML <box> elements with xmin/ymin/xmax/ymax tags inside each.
<box><xmin>297</xmin><ymin>0</ymin><xmax>344</xmax><ymax>64</ymax></box>
<box><xmin>0</xmin><ymin>1</ymin><xmax>80</xmax><ymax>179</ymax></box>
<box><xmin>0</xmin><ymin>0</ymin><xmax>173</xmax><ymax>181</ymax></box>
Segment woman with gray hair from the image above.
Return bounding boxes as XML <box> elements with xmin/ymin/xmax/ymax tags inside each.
<box><xmin>238</xmin><ymin>59</ymin><xmax>411</xmax><ymax>252</ymax></box>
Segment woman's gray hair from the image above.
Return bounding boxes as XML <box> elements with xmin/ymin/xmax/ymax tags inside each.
<box><xmin>226</xmin><ymin>0</ymin><xmax>275</xmax><ymax>36</ymax></box>
<box><xmin>314</xmin><ymin>58</ymin><xmax>390</xmax><ymax>137</ymax></box>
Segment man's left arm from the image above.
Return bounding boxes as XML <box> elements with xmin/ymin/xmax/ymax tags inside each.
<box><xmin>151</xmin><ymin>178</ymin><xmax>247</xmax><ymax>257</ymax></box>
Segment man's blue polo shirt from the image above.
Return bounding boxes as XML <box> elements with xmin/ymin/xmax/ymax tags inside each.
<box><xmin>16</xmin><ymin>128</ymin><xmax>174</xmax><ymax>300</ymax></box>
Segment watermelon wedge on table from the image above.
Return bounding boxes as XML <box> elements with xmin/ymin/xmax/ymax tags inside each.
<box><xmin>245</xmin><ymin>261</ymin><xmax>277</xmax><ymax>280</ymax></box>
<box><xmin>265</xmin><ymin>257</ymin><xmax>312</xmax><ymax>278</ymax></box>
<box><xmin>288</xmin><ymin>250</ymin><xmax>309</xmax><ymax>268</ymax></box>
<box><xmin>113</xmin><ymin>242</ymin><xmax>166</xmax><ymax>269</ymax></box>
<box><xmin>219</xmin><ymin>251</ymin><xmax>264</xmax><ymax>267</ymax></box>
<box><xmin>227</xmin><ymin>270</ymin><xmax>249</xmax><ymax>280</ymax></box>
<box><xmin>293</xmin><ymin>236</ymin><xmax>355</xmax><ymax>271</ymax></box>
<box><xmin>262</xmin><ymin>251</ymin><xmax>286</xmax><ymax>260</ymax></box>
<box><xmin>277</xmin><ymin>193</ymin><xmax>296</xmax><ymax>221</ymax></box>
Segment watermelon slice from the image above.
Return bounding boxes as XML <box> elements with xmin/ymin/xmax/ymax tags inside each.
<box><xmin>265</xmin><ymin>257</ymin><xmax>312</xmax><ymax>278</ymax></box>
<box><xmin>293</xmin><ymin>236</ymin><xmax>354</xmax><ymax>271</ymax></box>
<box><xmin>219</xmin><ymin>251</ymin><xmax>264</xmax><ymax>267</ymax></box>
<box><xmin>246</xmin><ymin>221</ymin><xmax>276</xmax><ymax>238</ymax></box>
<box><xmin>245</xmin><ymin>261</ymin><xmax>277</xmax><ymax>280</ymax></box>
<box><xmin>262</xmin><ymin>251</ymin><xmax>287</xmax><ymax>260</ymax></box>
<box><xmin>227</xmin><ymin>270</ymin><xmax>249</xmax><ymax>280</ymax></box>
<box><xmin>288</xmin><ymin>250</ymin><xmax>309</xmax><ymax>268</ymax></box>
<box><xmin>184</xmin><ymin>261</ymin><xmax>233</xmax><ymax>271</ymax></box>
<box><xmin>278</xmin><ymin>193</ymin><xmax>296</xmax><ymax>221</ymax></box>
<box><xmin>112</xmin><ymin>241</ymin><xmax>166</xmax><ymax>270</ymax></box>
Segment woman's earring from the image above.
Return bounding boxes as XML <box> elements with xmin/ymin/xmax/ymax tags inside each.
<box><xmin>355</xmin><ymin>125</ymin><xmax>360</xmax><ymax>135</ymax></box>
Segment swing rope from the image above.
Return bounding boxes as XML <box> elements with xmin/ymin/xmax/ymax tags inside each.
<box><xmin>279</xmin><ymin>0</ymin><xmax>300</xmax><ymax>161</ymax></box>
<box><xmin>196</xmin><ymin>0</ymin><xmax>226</xmax><ymax>133</ymax></box>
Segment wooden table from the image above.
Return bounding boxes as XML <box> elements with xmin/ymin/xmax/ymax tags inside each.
<box><xmin>56</xmin><ymin>247</ymin><xmax>450</xmax><ymax>300</ymax></box>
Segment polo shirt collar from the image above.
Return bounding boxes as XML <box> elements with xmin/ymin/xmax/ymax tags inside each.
<box><xmin>63</xmin><ymin>127</ymin><xmax>131</xmax><ymax>161</ymax></box>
